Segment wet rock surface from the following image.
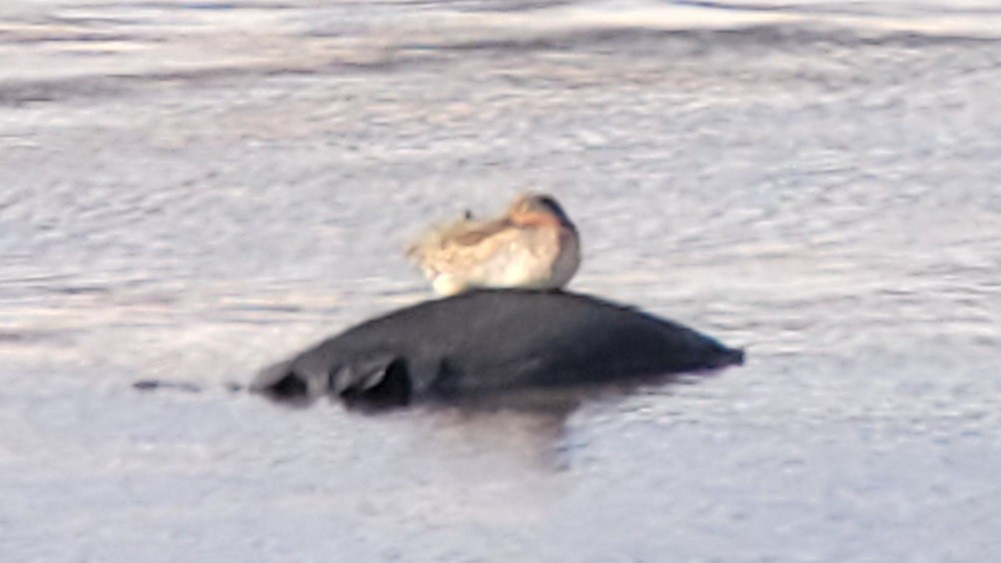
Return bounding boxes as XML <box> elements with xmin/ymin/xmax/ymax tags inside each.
<box><xmin>252</xmin><ymin>290</ymin><xmax>743</xmax><ymax>407</ymax></box>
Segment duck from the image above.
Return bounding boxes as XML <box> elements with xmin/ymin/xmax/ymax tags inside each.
<box><xmin>406</xmin><ymin>193</ymin><xmax>581</xmax><ymax>296</ymax></box>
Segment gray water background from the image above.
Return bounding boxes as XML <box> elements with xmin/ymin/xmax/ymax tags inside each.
<box><xmin>1</xmin><ymin>0</ymin><xmax>1000</xmax><ymax>560</ymax></box>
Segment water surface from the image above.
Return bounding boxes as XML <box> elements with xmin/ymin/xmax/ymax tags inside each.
<box><xmin>1</xmin><ymin>0</ymin><xmax>1000</xmax><ymax>561</ymax></box>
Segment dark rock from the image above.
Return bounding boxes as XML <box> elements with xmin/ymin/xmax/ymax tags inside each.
<box><xmin>252</xmin><ymin>289</ymin><xmax>743</xmax><ymax>408</ymax></box>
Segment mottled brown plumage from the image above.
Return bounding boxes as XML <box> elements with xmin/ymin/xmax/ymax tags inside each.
<box><xmin>406</xmin><ymin>193</ymin><xmax>581</xmax><ymax>296</ymax></box>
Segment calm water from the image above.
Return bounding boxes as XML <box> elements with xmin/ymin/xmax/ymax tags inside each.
<box><xmin>1</xmin><ymin>1</ymin><xmax>1000</xmax><ymax>561</ymax></box>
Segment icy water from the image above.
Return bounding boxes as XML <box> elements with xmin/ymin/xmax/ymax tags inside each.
<box><xmin>2</xmin><ymin>0</ymin><xmax>1001</xmax><ymax>560</ymax></box>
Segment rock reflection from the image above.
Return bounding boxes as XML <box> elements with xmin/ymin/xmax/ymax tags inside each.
<box><xmin>376</xmin><ymin>375</ymin><xmax>702</xmax><ymax>468</ymax></box>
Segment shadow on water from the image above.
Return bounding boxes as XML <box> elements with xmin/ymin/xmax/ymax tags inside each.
<box><xmin>354</xmin><ymin>373</ymin><xmax>716</xmax><ymax>468</ymax></box>
<box><xmin>132</xmin><ymin>370</ymin><xmax>716</xmax><ymax>468</ymax></box>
